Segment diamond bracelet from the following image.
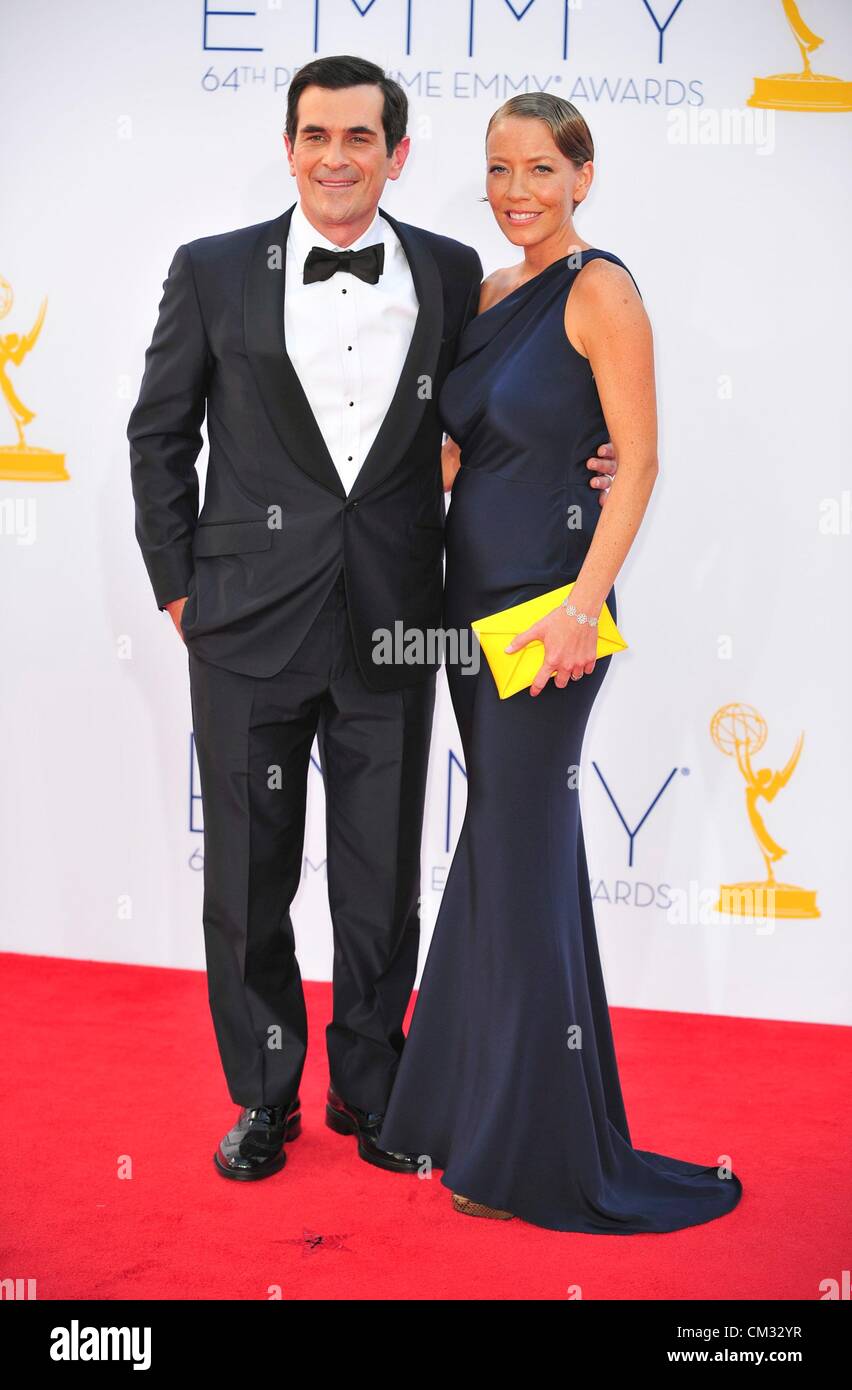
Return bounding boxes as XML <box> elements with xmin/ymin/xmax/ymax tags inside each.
<box><xmin>561</xmin><ymin>599</ymin><xmax>599</xmax><ymax>627</ymax></box>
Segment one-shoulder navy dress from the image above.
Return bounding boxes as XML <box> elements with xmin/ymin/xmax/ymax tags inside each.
<box><xmin>378</xmin><ymin>250</ymin><xmax>743</xmax><ymax>1233</ymax></box>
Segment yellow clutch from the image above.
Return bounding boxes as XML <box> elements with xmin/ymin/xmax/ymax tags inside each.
<box><xmin>471</xmin><ymin>582</ymin><xmax>627</xmax><ymax>699</ymax></box>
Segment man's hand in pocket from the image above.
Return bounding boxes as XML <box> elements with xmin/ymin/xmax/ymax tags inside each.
<box><xmin>165</xmin><ymin>597</ymin><xmax>188</xmax><ymax>643</ymax></box>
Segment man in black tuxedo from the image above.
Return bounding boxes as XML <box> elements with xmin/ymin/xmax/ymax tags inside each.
<box><xmin>129</xmin><ymin>55</ymin><xmax>616</xmax><ymax>1181</ymax></box>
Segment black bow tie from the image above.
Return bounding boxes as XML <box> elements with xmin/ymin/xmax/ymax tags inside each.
<box><xmin>303</xmin><ymin>242</ymin><xmax>385</xmax><ymax>286</ymax></box>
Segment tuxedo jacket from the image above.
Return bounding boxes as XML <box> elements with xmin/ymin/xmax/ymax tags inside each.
<box><xmin>128</xmin><ymin>202</ymin><xmax>483</xmax><ymax>690</ymax></box>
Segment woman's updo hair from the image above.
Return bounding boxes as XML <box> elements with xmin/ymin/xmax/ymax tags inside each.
<box><xmin>485</xmin><ymin>94</ymin><xmax>594</xmax><ymax>212</ymax></box>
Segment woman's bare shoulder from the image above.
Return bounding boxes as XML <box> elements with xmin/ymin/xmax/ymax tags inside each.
<box><xmin>565</xmin><ymin>256</ymin><xmax>649</xmax><ymax>356</ymax></box>
<box><xmin>570</xmin><ymin>256</ymin><xmax>641</xmax><ymax>311</ymax></box>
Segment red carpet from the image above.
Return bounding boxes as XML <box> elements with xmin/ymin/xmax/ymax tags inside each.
<box><xmin>0</xmin><ymin>952</ymin><xmax>848</xmax><ymax>1300</ymax></box>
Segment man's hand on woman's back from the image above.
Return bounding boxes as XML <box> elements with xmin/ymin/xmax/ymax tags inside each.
<box><xmin>586</xmin><ymin>442</ymin><xmax>617</xmax><ymax>503</ymax></box>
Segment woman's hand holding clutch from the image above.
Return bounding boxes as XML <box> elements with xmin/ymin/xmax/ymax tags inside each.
<box><xmin>504</xmin><ymin>602</ymin><xmax>600</xmax><ymax>696</ymax></box>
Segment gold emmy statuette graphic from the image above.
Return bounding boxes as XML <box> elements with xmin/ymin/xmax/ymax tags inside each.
<box><xmin>748</xmin><ymin>0</ymin><xmax>852</xmax><ymax>111</ymax></box>
<box><xmin>0</xmin><ymin>275</ymin><xmax>68</xmax><ymax>481</ymax></box>
<box><xmin>711</xmin><ymin>703</ymin><xmax>820</xmax><ymax>919</ymax></box>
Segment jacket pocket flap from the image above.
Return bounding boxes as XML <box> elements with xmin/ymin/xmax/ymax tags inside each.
<box><xmin>193</xmin><ymin>519</ymin><xmax>273</xmax><ymax>557</ymax></box>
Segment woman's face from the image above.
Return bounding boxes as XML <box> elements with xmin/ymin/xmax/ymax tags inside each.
<box><xmin>485</xmin><ymin>115</ymin><xmax>592</xmax><ymax>249</ymax></box>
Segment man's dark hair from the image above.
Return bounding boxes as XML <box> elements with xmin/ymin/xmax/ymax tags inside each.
<box><xmin>286</xmin><ymin>55</ymin><xmax>408</xmax><ymax>157</ymax></box>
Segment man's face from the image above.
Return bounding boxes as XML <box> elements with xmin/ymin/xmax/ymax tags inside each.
<box><xmin>284</xmin><ymin>83</ymin><xmax>410</xmax><ymax>241</ymax></box>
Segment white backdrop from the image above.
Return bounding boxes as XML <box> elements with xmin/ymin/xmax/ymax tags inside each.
<box><xmin>2</xmin><ymin>0</ymin><xmax>850</xmax><ymax>1024</ymax></box>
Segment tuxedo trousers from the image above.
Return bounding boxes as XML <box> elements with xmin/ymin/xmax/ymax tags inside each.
<box><xmin>187</xmin><ymin>568</ymin><xmax>436</xmax><ymax>1112</ymax></box>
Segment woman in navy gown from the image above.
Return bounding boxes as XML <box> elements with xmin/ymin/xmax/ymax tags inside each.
<box><xmin>377</xmin><ymin>94</ymin><xmax>743</xmax><ymax>1232</ymax></box>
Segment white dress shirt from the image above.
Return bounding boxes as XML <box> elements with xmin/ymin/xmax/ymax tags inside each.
<box><xmin>284</xmin><ymin>200</ymin><xmax>420</xmax><ymax>495</ymax></box>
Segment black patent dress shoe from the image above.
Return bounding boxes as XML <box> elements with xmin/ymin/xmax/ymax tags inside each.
<box><xmin>324</xmin><ymin>1085</ymin><xmax>420</xmax><ymax>1173</ymax></box>
<box><xmin>213</xmin><ymin>1095</ymin><xmax>301</xmax><ymax>1181</ymax></box>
